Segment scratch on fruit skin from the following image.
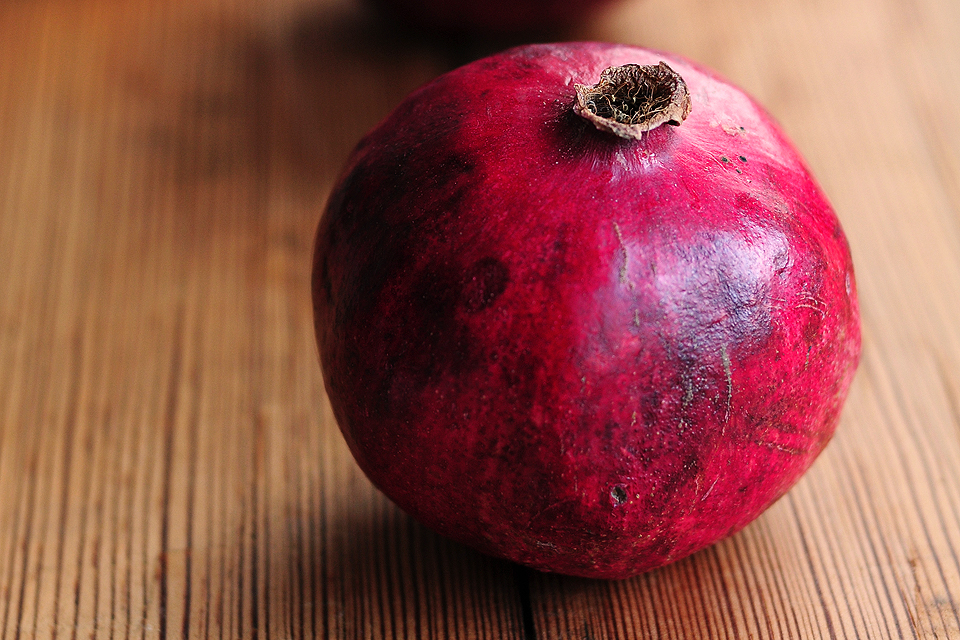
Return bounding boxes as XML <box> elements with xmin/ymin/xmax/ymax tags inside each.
<box><xmin>701</xmin><ymin>476</ymin><xmax>720</xmax><ymax>501</ymax></box>
<box><xmin>755</xmin><ymin>439</ymin><xmax>807</xmax><ymax>456</ymax></box>
<box><xmin>795</xmin><ymin>302</ymin><xmax>826</xmax><ymax>316</ymax></box>
<box><xmin>722</xmin><ymin>345</ymin><xmax>732</xmax><ymax>432</ymax></box>
<box><xmin>612</xmin><ymin>221</ymin><xmax>632</xmax><ymax>288</ymax></box>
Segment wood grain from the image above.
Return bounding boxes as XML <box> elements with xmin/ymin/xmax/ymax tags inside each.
<box><xmin>1</xmin><ymin>0</ymin><xmax>959</xmax><ymax>637</ymax></box>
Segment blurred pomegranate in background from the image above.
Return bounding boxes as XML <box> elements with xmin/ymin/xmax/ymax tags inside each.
<box><xmin>369</xmin><ymin>0</ymin><xmax>616</xmax><ymax>34</ymax></box>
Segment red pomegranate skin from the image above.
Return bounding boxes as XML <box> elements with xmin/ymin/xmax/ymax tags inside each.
<box><xmin>313</xmin><ymin>42</ymin><xmax>861</xmax><ymax>579</ymax></box>
<box><xmin>370</xmin><ymin>0</ymin><xmax>613</xmax><ymax>34</ymax></box>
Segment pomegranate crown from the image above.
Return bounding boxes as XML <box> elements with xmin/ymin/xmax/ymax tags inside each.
<box><xmin>574</xmin><ymin>61</ymin><xmax>691</xmax><ymax>140</ymax></box>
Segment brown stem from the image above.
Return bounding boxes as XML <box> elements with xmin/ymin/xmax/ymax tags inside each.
<box><xmin>574</xmin><ymin>62</ymin><xmax>691</xmax><ymax>140</ymax></box>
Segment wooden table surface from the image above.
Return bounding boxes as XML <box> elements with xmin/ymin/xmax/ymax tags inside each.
<box><xmin>3</xmin><ymin>0</ymin><xmax>960</xmax><ymax>637</ymax></box>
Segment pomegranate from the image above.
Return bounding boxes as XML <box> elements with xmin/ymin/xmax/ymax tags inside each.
<box><xmin>369</xmin><ymin>0</ymin><xmax>614</xmax><ymax>34</ymax></box>
<box><xmin>313</xmin><ymin>42</ymin><xmax>860</xmax><ymax>579</ymax></box>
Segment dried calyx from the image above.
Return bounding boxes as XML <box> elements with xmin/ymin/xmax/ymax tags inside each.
<box><xmin>574</xmin><ymin>62</ymin><xmax>691</xmax><ymax>140</ymax></box>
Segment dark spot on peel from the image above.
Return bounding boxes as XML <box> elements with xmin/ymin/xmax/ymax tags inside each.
<box><xmin>547</xmin><ymin>223</ymin><xmax>575</xmax><ymax>278</ymax></box>
<box><xmin>371</xmin><ymin>259</ymin><xmax>485</xmax><ymax>417</ymax></box>
<box><xmin>334</xmin><ymin>221</ymin><xmax>415</xmax><ymax>335</ymax></box>
<box><xmin>408</xmin><ymin>263</ymin><xmax>470</xmax><ymax>371</ymax></box>
<box><xmin>462</xmin><ymin>257</ymin><xmax>509</xmax><ymax>312</ymax></box>
<box><xmin>640</xmin><ymin>392</ymin><xmax>661</xmax><ymax>427</ymax></box>
<box><xmin>431</xmin><ymin>152</ymin><xmax>477</xmax><ymax>211</ymax></box>
<box><xmin>382</xmin><ymin>150</ymin><xmax>476</xmax><ymax>225</ymax></box>
<box><xmin>802</xmin><ymin>311</ymin><xmax>822</xmax><ymax>347</ymax></box>
<box><xmin>610</xmin><ymin>485</ymin><xmax>628</xmax><ymax>506</ymax></box>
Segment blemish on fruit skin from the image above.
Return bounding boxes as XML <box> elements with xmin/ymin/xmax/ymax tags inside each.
<box><xmin>720</xmin><ymin>123</ymin><xmax>746</xmax><ymax>136</ymax></box>
<box><xmin>682</xmin><ymin>383</ymin><xmax>694</xmax><ymax>408</ymax></box>
<box><xmin>611</xmin><ymin>485</ymin><xmax>629</xmax><ymax>506</ymax></box>
<box><xmin>612</xmin><ymin>221</ymin><xmax>632</xmax><ymax>288</ymax></box>
<box><xmin>700</xmin><ymin>476</ymin><xmax>719</xmax><ymax>501</ymax></box>
<box><xmin>721</xmin><ymin>346</ymin><xmax>733</xmax><ymax>427</ymax></box>
<box><xmin>462</xmin><ymin>257</ymin><xmax>510</xmax><ymax>312</ymax></box>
